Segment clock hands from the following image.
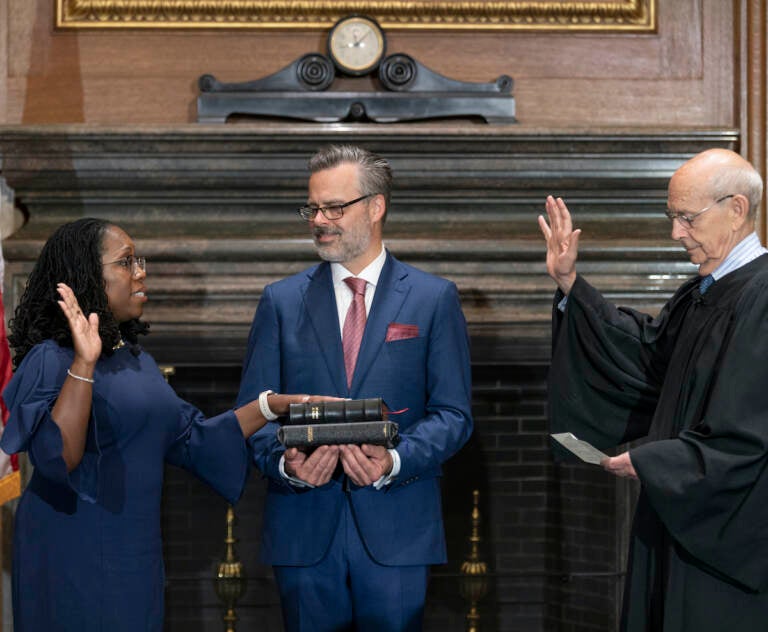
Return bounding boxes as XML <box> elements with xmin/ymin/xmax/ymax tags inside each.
<box><xmin>348</xmin><ymin>28</ymin><xmax>372</xmax><ymax>48</ymax></box>
<box><xmin>355</xmin><ymin>31</ymin><xmax>372</xmax><ymax>46</ymax></box>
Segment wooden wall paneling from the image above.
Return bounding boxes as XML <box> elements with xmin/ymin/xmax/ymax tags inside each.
<box><xmin>1</xmin><ymin>0</ymin><xmax>8</xmax><ymax>124</ymax></box>
<box><xmin>739</xmin><ymin>0</ymin><xmax>768</xmax><ymax>242</ymax></box>
<box><xmin>37</xmin><ymin>4</ymin><xmax>675</xmax><ymax>81</ymax></box>
<box><xmin>6</xmin><ymin>0</ymin><xmax>41</xmax><ymax>80</ymax></box>
<box><xmin>0</xmin><ymin>0</ymin><xmax>737</xmax><ymax>127</ymax></box>
<box><xmin>658</xmin><ymin>0</ymin><xmax>702</xmax><ymax>79</ymax></box>
<box><xmin>519</xmin><ymin>0</ymin><xmax>733</xmax><ymax>127</ymax></box>
<box><xmin>700</xmin><ymin>0</ymin><xmax>735</xmax><ymax>125</ymax></box>
<box><xmin>6</xmin><ymin>0</ymin><xmax>84</xmax><ymax>123</ymax></box>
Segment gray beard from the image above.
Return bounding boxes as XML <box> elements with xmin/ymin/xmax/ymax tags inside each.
<box><xmin>315</xmin><ymin>244</ymin><xmax>345</xmax><ymax>262</ymax></box>
<box><xmin>312</xmin><ymin>226</ymin><xmax>371</xmax><ymax>264</ymax></box>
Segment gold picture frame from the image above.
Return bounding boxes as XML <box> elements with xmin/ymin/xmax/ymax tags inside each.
<box><xmin>56</xmin><ymin>0</ymin><xmax>656</xmax><ymax>31</ymax></box>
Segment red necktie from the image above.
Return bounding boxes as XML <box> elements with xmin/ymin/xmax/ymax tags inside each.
<box><xmin>343</xmin><ymin>277</ymin><xmax>367</xmax><ymax>388</ymax></box>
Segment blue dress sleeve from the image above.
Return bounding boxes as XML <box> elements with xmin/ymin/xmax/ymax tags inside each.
<box><xmin>236</xmin><ymin>284</ymin><xmax>286</xmax><ymax>483</ymax></box>
<box><xmin>164</xmin><ymin>398</ymin><xmax>250</xmax><ymax>505</ymax></box>
<box><xmin>0</xmin><ymin>342</ymin><xmax>100</xmax><ymax>501</ymax></box>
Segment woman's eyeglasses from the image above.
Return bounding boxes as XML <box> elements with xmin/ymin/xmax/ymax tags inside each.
<box><xmin>104</xmin><ymin>255</ymin><xmax>146</xmax><ymax>276</ymax></box>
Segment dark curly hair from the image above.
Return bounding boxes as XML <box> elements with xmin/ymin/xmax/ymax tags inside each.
<box><xmin>8</xmin><ymin>218</ymin><xmax>149</xmax><ymax>368</ymax></box>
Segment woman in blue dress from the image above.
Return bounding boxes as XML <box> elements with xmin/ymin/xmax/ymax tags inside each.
<box><xmin>0</xmin><ymin>218</ymin><xmax>317</xmax><ymax>631</ymax></box>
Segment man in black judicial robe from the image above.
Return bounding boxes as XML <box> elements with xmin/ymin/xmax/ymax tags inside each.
<box><xmin>538</xmin><ymin>148</ymin><xmax>768</xmax><ymax>631</ymax></box>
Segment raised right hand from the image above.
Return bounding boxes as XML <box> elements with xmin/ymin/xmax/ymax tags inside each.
<box><xmin>537</xmin><ymin>195</ymin><xmax>581</xmax><ymax>295</ymax></box>
<box><xmin>57</xmin><ymin>283</ymin><xmax>101</xmax><ymax>365</ymax></box>
<box><xmin>53</xmin><ymin>283</ymin><xmax>101</xmax><ymax>471</ymax></box>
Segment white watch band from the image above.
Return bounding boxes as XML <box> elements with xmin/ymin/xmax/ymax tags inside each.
<box><xmin>259</xmin><ymin>390</ymin><xmax>279</xmax><ymax>421</ymax></box>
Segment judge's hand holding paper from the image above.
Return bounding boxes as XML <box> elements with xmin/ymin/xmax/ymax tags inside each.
<box><xmin>551</xmin><ymin>431</ymin><xmax>638</xmax><ymax>478</ymax></box>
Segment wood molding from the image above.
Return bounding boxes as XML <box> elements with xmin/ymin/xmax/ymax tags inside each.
<box><xmin>55</xmin><ymin>0</ymin><xmax>656</xmax><ymax>31</ymax></box>
<box><xmin>739</xmin><ymin>0</ymin><xmax>768</xmax><ymax>243</ymax></box>
<box><xmin>0</xmin><ymin>0</ymin><xmax>7</xmax><ymax>124</ymax></box>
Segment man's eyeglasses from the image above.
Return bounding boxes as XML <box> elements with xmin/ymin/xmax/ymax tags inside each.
<box><xmin>665</xmin><ymin>194</ymin><xmax>734</xmax><ymax>227</ymax></box>
<box><xmin>297</xmin><ymin>194</ymin><xmax>373</xmax><ymax>221</ymax></box>
<box><xmin>104</xmin><ymin>255</ymin><xmax>146</xmax><ymax>276</ymax></box>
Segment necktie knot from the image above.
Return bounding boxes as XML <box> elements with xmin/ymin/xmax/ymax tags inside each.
<box><xmin>699</xmin><ymin>274</ymin><xmax>714</xmax><ymax>295</ymax></box>
<box><xmin>344</xmin><ymin>277</ymin><xmax>367</xmax><ymax>296</ymax></box>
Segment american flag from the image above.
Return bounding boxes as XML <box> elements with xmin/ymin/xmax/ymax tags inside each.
<box><xmin>0</xmin><ymin>178</ymin><xmax>21</xmax><ymax>505</ymax></box>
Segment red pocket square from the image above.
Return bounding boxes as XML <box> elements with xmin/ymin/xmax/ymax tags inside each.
<box><xmin>386</xmin><ymin>323</ymin><xmax>419</xmax><ymax>342</ymax></box>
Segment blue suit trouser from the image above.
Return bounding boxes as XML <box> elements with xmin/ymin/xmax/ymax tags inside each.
<box><xmin>273</xmin><ymin>495</ymin><xmax>430</xmax><ymax>632</ymax></box>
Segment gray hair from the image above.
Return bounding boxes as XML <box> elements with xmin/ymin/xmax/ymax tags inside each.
<box><xmin>710</xmin><ymin>163</ymin><xmax>764</xmax><ymax>220</ymax></box>
<box><xmin>308</xmin><ymin>145</ymin><xmax>393</xmax><ymax>210</ymax></box>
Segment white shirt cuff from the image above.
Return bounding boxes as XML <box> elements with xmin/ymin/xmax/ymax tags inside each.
<box><xmin>373</xmin><ymin>448</ymin><xmax>401</xmax><ymax>490</ymax></box>
<box><xmin>279</xmin><ymin>454</ymin><xmax>315</xmax><ymax>488</ymax></box>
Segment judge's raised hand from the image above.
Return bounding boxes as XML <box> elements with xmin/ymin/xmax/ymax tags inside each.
<box><xmin>601</xmin><ymin>452</ymin><xmax>638</xmax><ymax>480</ymax></box>
<box><xmin>538</xmin><ymin>195</ymin><xmax>582</xmax><ymax>295</ymax></box>
<box><xmin>339</xmin><ymin>444</ymin><xmax>393</xmax><ymax>487</ymax></box>
<box><xmin>284</xmin><ymin>445</ymin><xmax>340</xmax><ymax>486</ymax></box>
<box><xmin>57</xmin><ymin>283</ymin><xmax>101</xmax><ymax>365</ymax></box>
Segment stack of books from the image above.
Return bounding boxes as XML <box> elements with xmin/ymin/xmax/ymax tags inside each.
<box><xmin>277</xmin><ymin>398</ymin><xmax>399</xmax><ymax>448</ymax></box>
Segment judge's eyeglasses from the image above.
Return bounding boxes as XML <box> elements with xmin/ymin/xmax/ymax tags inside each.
<box><xmin>664</xmin><ymin>194</ymin><xmax>734</xmax><ymax>228</ymax></box>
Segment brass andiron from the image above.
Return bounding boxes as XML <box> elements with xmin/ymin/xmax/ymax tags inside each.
<box><xmin>460</xmin><ymin>490</ymin><xmax>489</xmax><ymax>632</ymax></box>
<box><xmin>214</xmin><ymin>505</ymin><xmax>247</xmax><ymax>632</ymax></box>
<box><xmin>158</xmin><ymin>365</ymin><xmax>176</xmax><ymax>384</ymax></box>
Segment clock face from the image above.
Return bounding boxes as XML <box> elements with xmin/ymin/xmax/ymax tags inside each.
<box><xmin>328</xmin><ymin>16</ymin><xmax>386</xmax><ymax>76</ymax></box>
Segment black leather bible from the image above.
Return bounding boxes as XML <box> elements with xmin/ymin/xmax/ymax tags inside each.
<box><xmin>278</xmin><ymin>397</ymin><xmax>398</xmax><ymax>448</ymax></box>
<box><xmin>286</xmin><ymin>398</ymin><xmax>384</xmax><ymax>425</ymax></box>
<box><xmin>277</xmin><ymin>421</ymin><xmax>399</xmax><ymax>449</ymax></box>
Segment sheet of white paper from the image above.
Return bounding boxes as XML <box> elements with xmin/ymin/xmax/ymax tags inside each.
<box><xmin>551</xmin><ymin>432</ymin><xmax>608</xmax><ymax>465</ymax></box>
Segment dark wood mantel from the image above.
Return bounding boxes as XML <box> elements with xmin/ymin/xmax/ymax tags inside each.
<box><xmin>0</xmin><ymin>124</ymin><xmax>738</xmax><ymax>367</ymax></box>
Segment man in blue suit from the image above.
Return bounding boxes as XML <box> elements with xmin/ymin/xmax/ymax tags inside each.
<box><xmin>237</xmin><ymin>145</ymin><xmax>473</xmax><ymax>632</ymax></box>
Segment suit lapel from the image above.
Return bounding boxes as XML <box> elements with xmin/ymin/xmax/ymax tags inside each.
<box><xmin>351</xmin><ymin>252</ymin><xmax>410</xmax><ymax>394</ymax></box>
<box><xmin>302</xmin><ymin>263</ymin><xmax>348</xmax><ymax>395</ymax></box>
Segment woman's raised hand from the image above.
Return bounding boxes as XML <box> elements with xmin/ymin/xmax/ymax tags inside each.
<box><xmin>57</xmin><ymin>283</ymin><xmax>102</xmax><ymax>364</ymax></box>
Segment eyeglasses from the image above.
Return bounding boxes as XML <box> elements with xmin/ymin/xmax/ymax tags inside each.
<box><xmin>104</xmin><ymin>255</ymin><xmax>146</xmax><ymax>276</ymax></box>
<box><xmin>665</xmin><ymin>194</ymin><xmax>734</xmax><ymax>227</ymax></box>
<box><xmin>297</xmin><ymin>194</ymin><xmax>373</xmax><ymax>221</ymax></box>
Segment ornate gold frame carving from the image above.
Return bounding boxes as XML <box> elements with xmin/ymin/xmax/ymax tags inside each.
<box><xmin>56</xmin><ymin>0</ymin><xmax>656</xmax><ymax>31</ymax></box>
